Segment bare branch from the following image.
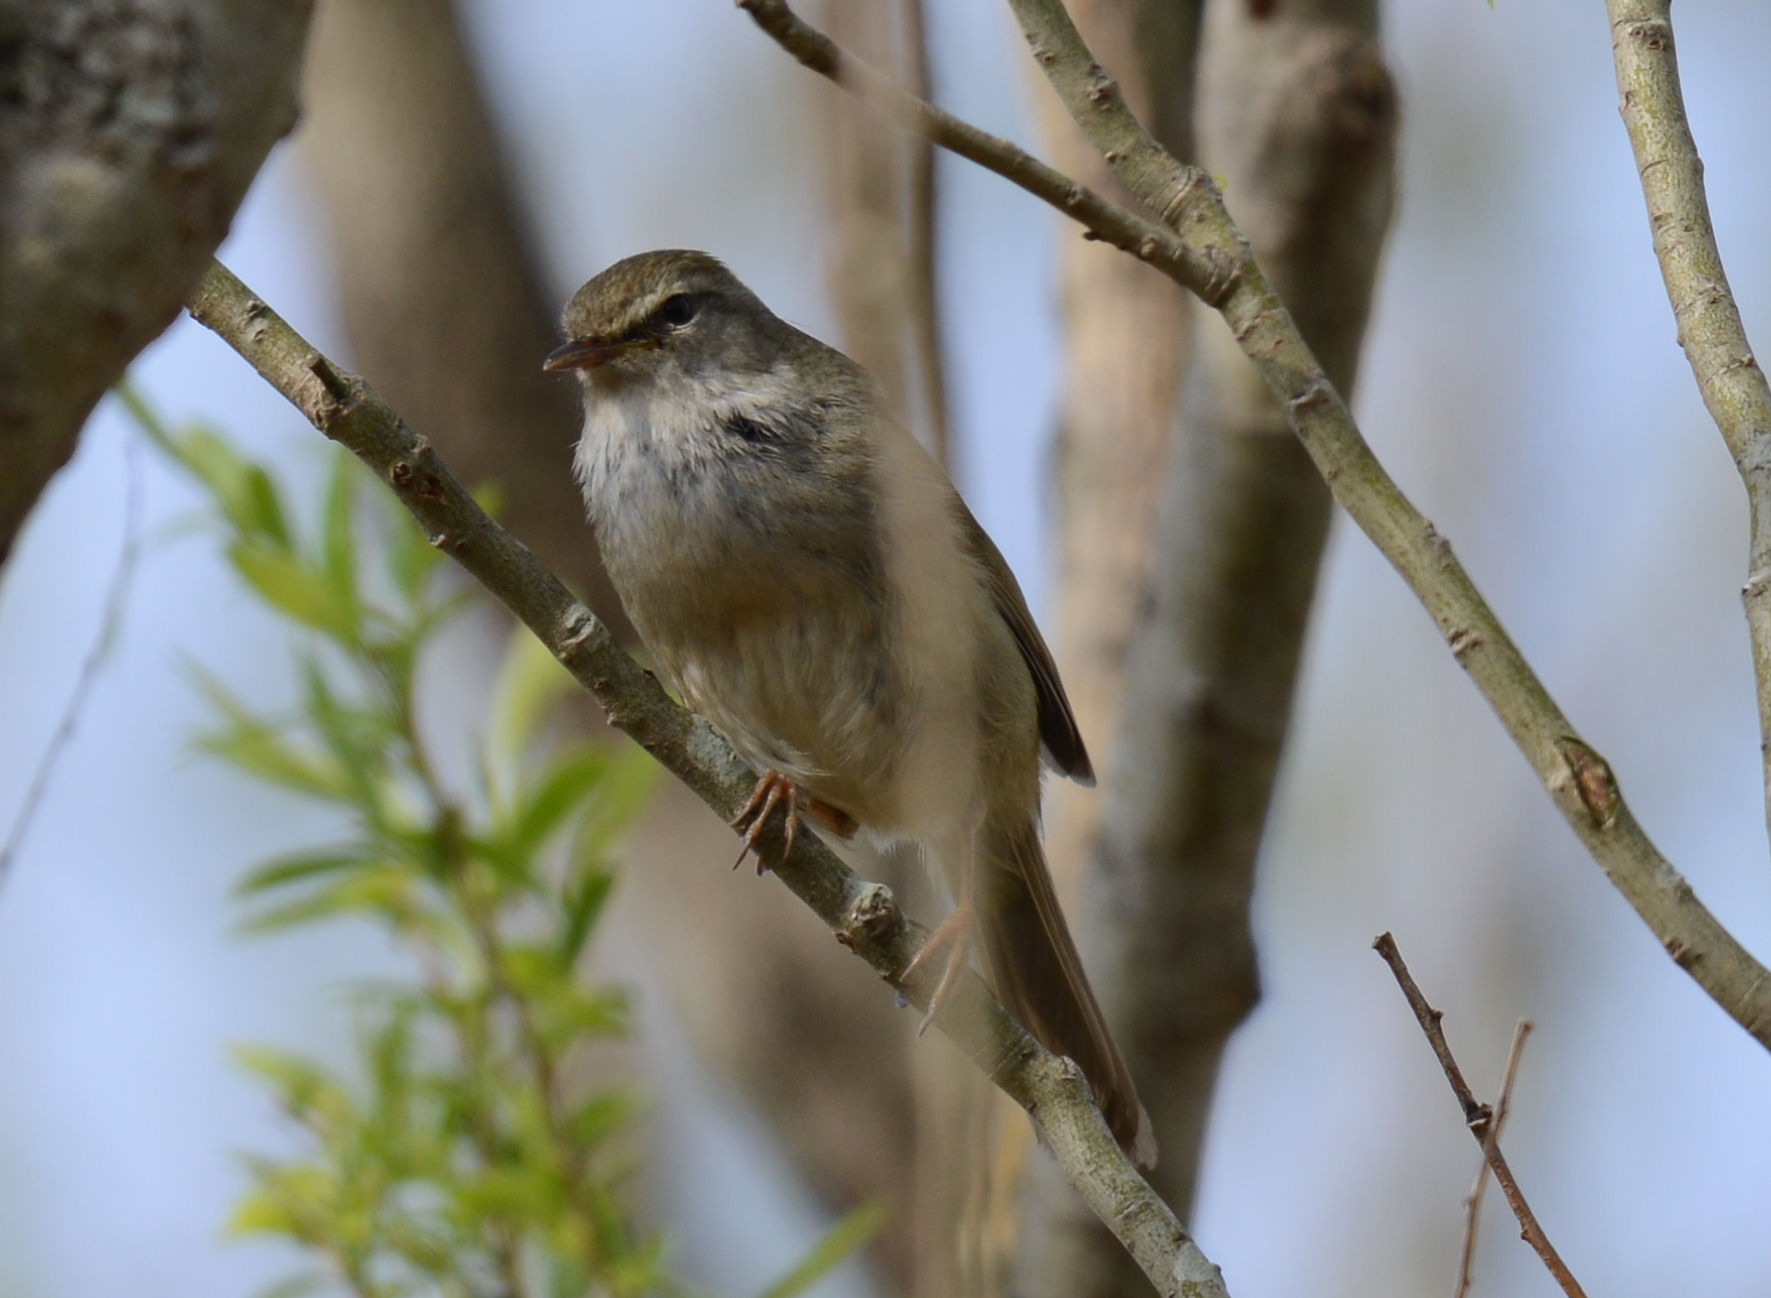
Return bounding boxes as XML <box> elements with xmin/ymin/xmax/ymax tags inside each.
<box><xmin>998</xmin><ymin>0</ymin><xmax>1771</xmax><ymax>1047</ymax></box>
<box><xmin>1455</xmin><ymin>1019</ymin><xmax>1533</xmax><ymax>1298</ymax></box>
<box><xmin>1374</xmin><ymin>936</ymin><xmax>1586</xmax><ymax>1298</ymax></box>
<box><xmin>0</xmin><ymin>427</ymin><xmax>143</xmax><ymax>890</ymax></box>
<box><xmin>185</xmin><ymin>258</ymin><xmax>1230</xmax><ymax>1298</ymax></box>
<box><xmin>1605</xmin><ymin>0</ymin><xmax>1771</xmax><ymax>853</ymax></box>
<box><xmin>739</xmin><ymin>0</ymin><xmax>1771</xmax><ymax>1115</ymax></box>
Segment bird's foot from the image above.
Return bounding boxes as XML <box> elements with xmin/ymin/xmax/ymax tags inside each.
<box><xmin>729</xmin><ymin>772</ymin><xmax>858</xmax><ymax>874</ymax></box>
<box><xmin>730</xmin><ymin>771</ymin><xmax>800</xmax><ymax>875</ymax></box>
<box><xmin>902</xmin><ymin>902</ymin><xmax>976</xmax><ymax>1035</ymax></box>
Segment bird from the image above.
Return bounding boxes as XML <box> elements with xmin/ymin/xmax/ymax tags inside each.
<box><xmin>544</xmin><ymin>249</ymin><xmax>1153</xmax><ymax>1164</ymax></box>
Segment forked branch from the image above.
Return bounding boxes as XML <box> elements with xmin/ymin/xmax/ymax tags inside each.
<box><xmin>1374</xmin><ymin>935</ymin><xmax>1586</xmax><ymax>1298</ymax></box>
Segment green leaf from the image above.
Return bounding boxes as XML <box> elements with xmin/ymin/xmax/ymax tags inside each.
<box><xmin>251</xmin><ymin>1272</ymin><xmax>328</xmax><ymax>1298</ymax></box>
<box><xmin>556</xmin><ymin>867</ymin><xmax>615</xmax><ymax>971</ymax></box>
<box><xmin>753</xmin><ymin>1200</ymin><xmax>887</xmax><ymax>1298</ymax></box>
<box><xmin>234</xmin><ymin>847</ymin><xmax>375</xmax><ymax>898</ymax></box>
<box><xmin>188</xmin><ymin>666</ymin><xmax>351</xmax><ymax>801</ymax></box>
<box><xmin>498</xmin><ymin>745</ymin><xmax>615</xmax><ymax>866</ymax></box>
<box><xmin>579</xmin><ymin>746</ymin><xmax>660</xmax><ymax>848</ymax></box>
<box><xmin>300</xmin><ymin>656</ymin><xmax>393</xmax><ymax>810</ymax></box>
<box><xmin>534</xmin><ymin>983</ymin><xmax>629</xmax><ymax>1046</ymax></box>
<box><xmin>232</xmin><ymin>1047</ymin><xmax>355</xmax><ymax>1132</ymax></box>
<box><xmin>565</xmin><ymin>1091</ymin><xmax>639</xmax><ymax>1150</ymax></box>
<box><xmin>160</xmin><ymin>420</ymin><xmax>294</xmax><ymax>548</ymax></box>
<box><xmin>487</xmin><ymin>625</ymin><xmax>579</xmax><ymax>774</ymax></box>
<box><xmin>235</xmin><ymin>865</ymin><xmax>434</xmax><ymax>936</ymax></box>
<box><xmin>228</xmin><ymin>1185</ymin><xmax>303</xmax><ymax>1237</ymax></box>
<box><xmin>230</xmin><ymin>539</ymin><xmax>359</xmax><ymax>640</ymax></box>
<box><xmin>320</xmin><ymin>451</ymin><xmax>362</xmax><ymax>636</ymax></box>
<box><xmin>387</xmin><ymin>512</ymin><xmax>445</xmax><ymax>605</ymax></box>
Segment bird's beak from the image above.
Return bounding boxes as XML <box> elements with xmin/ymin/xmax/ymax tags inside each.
<box><xmin>542</xmin><ymin>335</ymin><xmax>654</xmax><ymax>372</ymax></box>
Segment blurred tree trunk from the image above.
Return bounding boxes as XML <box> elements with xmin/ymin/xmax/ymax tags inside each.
<box><xmin>0</xmin><ymin>0</ymin><xmax>310</xmax><ymax>567</ymax></box>
<box><xmin>297</xmin><ymin>0</ymin><xmax>624</xmax><ymax>627</ymax></box>
<box><xmin>299</xmin><ymin>3</ymin><xmax>924</xmax><ymax>1291</ymax></box>
<box><xmin>1005</xmin><ymin>0</ymin><xmax>1203</xmax><ymax>1286</ymax></box>
<box><xmin>1020</xmin><ymin>1</ymin><xmax>1398</xmax><ymax>1294</ymax></box>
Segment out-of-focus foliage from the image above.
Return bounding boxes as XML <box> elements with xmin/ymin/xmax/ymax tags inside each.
<box><xmin>121</xmin><ymin>388</ymin><xmax>879</xmax><ymax>1298</ymax></box>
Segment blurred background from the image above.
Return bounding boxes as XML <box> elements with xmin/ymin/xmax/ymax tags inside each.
<box><xmin>3</xmin><ymin>1</ymin><xmax>1771</xmax><ymax>1296</ymax></box>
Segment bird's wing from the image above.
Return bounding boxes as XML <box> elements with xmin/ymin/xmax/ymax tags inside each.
<box><xmin>953</xmin><ymin>501</ymin><xmax>1095</xmax><ymax>786</ymax></box>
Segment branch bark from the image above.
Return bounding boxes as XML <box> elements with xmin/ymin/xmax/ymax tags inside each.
<box><xmin>0</xmin><ymin>0</ymin><xmax>311</xmax><ymax>567</ymax></box>
<box><xmin>1604</xmin><ymin>0</ymin><xmax>1771</xmax><ymax>854</ymax></box>
<box><xmin>186</xmin><ymin>258</ymin><xmax>1231</xmax><ymax>1298</ymax></box>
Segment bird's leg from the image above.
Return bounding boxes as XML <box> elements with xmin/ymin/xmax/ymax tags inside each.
<box><xmin>902</xmin><ymin>826</ymin><xmax>977</xmax><ymax>1035</ymax></box>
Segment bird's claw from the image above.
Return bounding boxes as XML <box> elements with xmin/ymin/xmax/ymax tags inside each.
<box><xmin>902</xmin><ymin>903</ymin><xmax>976</xmax><ymax>1035</ymax></box>
<box><xmin>729</xmin><ymin>771</ymin><xmax>799</xmax><ymax>875</ymax></box>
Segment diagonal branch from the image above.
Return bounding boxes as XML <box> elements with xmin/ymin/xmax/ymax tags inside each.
<box><xmin>1374</xmin><ymin>936</ymin><xmax>1586</xmax><ymax>1298</ymax></box>
<box><xmin>184</xmin><ymin>258</ymin><xmax>1229</xmax><ymax>1298</ymax></box>
<box><xmin>1605</xmin><ymin>0</ymin><xmax>1771</xmax><ymax>854</ymax></box>
<box><xmin>738</xmin><ymin>0</ymin><xmax>1771</xmax><ymax>1050</ymax></box>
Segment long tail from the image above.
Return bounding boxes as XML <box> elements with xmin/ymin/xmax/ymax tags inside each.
<box><xmin>979</xmin><ymin>817</ymin><xmax>1155</xmax><ymax>1166</ymax></box>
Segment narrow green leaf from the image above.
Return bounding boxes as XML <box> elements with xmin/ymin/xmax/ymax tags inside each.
<box><xmin>500</xmin><ymin>746</ymin><xmax>614</xmax><ymax>865</ymax></box>
<box><xmin>320</xmin><ymin>451</ymin><xmax>362</xmax><ymax>636</ymax></box>
<box><xmin>487</xmin><ymin>625</ymin><xmax>579</xmax><ymax>775</ymax></box>
<box><xmin>753</xmin><ymin>1200</ymin><xmax>888</xmax><ymax>1298</ymax></box>
<box><xmin>571</xmin><ymin>747</ymin><xmax>660</xmax><ymax>855</ymax></box>
<box><xmin>556</xmin><ymin>867</ymin><xmax>615</xmax><ymax>970</ymax></box>
<box><xmin>387</xmin><ymin>512</ymin><xmax>445</xmax><ymax>604</ymax></box>
<box><xmin>234</xmin><ymin>848</ymin><xmax>375</xmax><ymax>898</ymax></box>
<box><xmin>228</xmin><ymin>1186</ymin><xmax>301</xmax><ymax>1237</ymax></box>
<box><xmin>565</xmin><ymin>1091</ymin><xmax>638</xmax><ymax>1150</ymax></box>
<box><xmin>187</xmin><ymin>663</ymin><xmax>355</xmax><ymax>800</ymax></box>
<box><xmin>230</xmin><ymin>539</ymin><xmax>358</xmax><ymax>639</ymax></box>
<box><xmin>158</xmin><ymin>421</ymin><xmax>294</xmax><ymax>547</ymax></box>
<box><xmin>300</xmin><ymin>656</ymin><xmax>392</xmax><ymax>811</ymax></box>
<box><xmin>252</xmin><ymin>1272</ymin><xmax>328</xmax><ymax>1298</ymax></box>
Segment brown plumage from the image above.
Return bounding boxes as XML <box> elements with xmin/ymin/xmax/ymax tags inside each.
<box><xmin>547</xmin><ymin>249</ymin><xmax>1152</xmax><ymax>1164</ymax></box>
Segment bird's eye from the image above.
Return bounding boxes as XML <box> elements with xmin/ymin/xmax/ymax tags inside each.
<box><xmin>659</xmin><ymin>294</ymin><xmax>697</xmax><ymax>327</ymax></box>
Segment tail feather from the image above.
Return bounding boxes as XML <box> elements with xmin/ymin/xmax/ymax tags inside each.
<box><xmin>979</xmin><ymin>817</ymin><xmax>1155</xmax><ymax>1166</ymax></box>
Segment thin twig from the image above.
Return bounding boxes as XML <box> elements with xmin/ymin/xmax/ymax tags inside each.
<box><xmin>0</xmin><ymin>423</ymin><xmax>143</xmax><ymax>893</ymax></box>
<box><xmin>184</xmin><ymin>258</ymin><xmax>1226</xmax><ymax>1298</ymax></box>
<box><xmin>734</xmin><ymin>0</ymin><xmax>1234</xmax><ymax>306</ymax></box>
<box><xmin>1455</xmin><ymin>1018</ymin><xmax>1533</xmax><ymax>1298</ymax></box>
<box><xmin>1604</xmin><ymin>0</ymin><xmax>1771</xmax><ymax>855</ymax></box>
<box><xmin>1373</xmin><ymin>935</ymin><xmax>1586</xmax><ymax>1298</ymax></box>
<box><xmin>735</xmin><ymin>0</ymin><xmax>1771</xmax><ymax>1054</ymax></box>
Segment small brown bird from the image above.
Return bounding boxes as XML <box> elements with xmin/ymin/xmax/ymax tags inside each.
<box><xmin>546</xmin><ymin>249</ymin><xmax>1153</xmax><ymax>1164</ymax></box>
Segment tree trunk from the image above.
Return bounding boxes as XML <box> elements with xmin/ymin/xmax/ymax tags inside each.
<box><xmin>1020</xmin><ymin>1</ymin><xmax>1398</xmax><ymax>1293</ymax></box>
<box><xmin>0</xmin><ymin>0</ymin><xmax>311</xmax><ymax>566</ymax></box>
